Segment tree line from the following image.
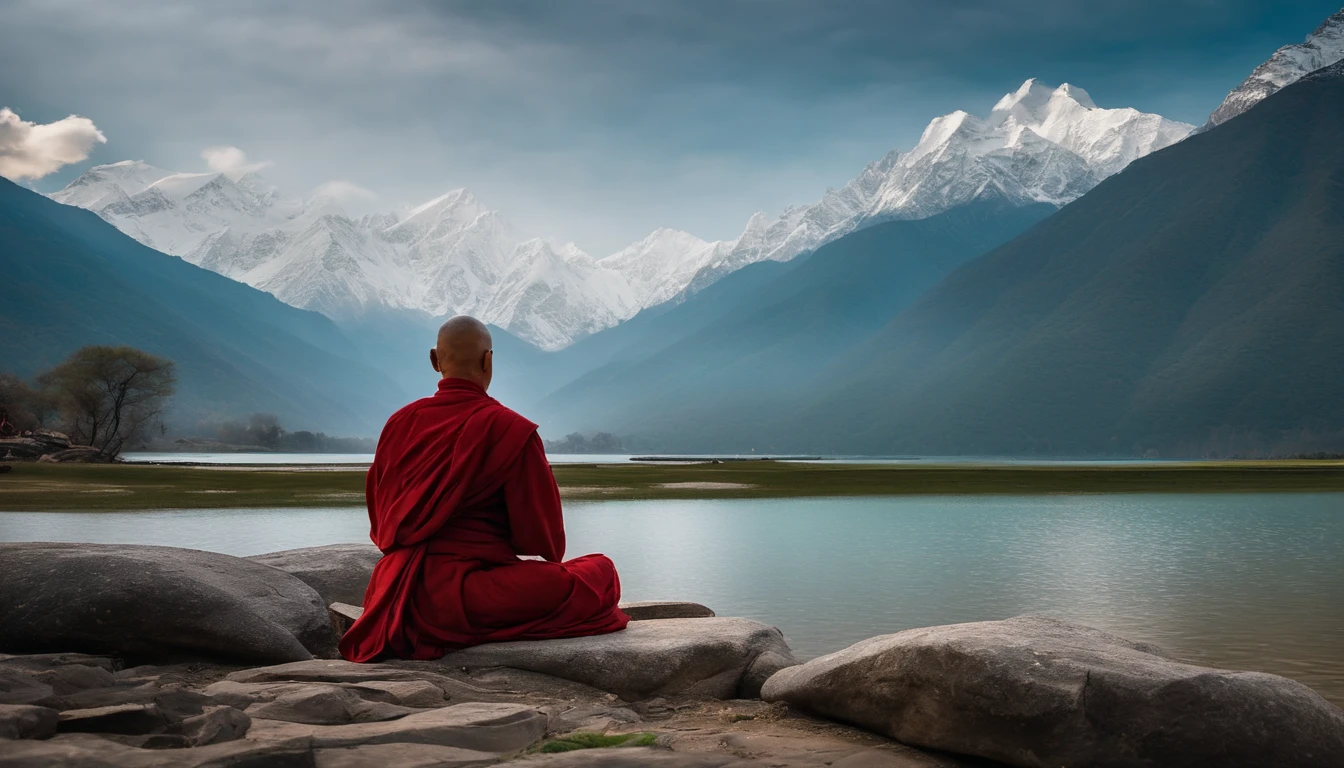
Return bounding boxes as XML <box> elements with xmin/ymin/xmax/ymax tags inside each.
<box><xmin>0</xmin><ymin>346</ymin><xmax>176</xmax><ymax>458</ymax></box>
<box><xmin>206</xmin><ymin>413</ymin><xmax>376</xmax><ymax>453</ymax></box>
<box><xmin>542</xmin><ymin>432</ymin><xmax>626</xmax><ymax>454</ymax></box>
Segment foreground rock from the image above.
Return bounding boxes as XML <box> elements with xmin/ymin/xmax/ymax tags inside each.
<box><xmin>247</xmin><ymin>701</ymin><xmax>547</xmax><ymax>750</ymax></box>
<box><xmin>0</xmin><ymin>544</ymin><xmax>337</xmax><ymax>663</ymax></box>
<box><xmin>441</xmin><ymin>617</ymin><xmax>797</xmax><ymax>700</ymax></box>
<box><xmin>762</xmin><ymin>615</ymin><xmax>1344</xmax><ymax>768</ymax></box>
<box><xmin>0</xmin><ymin>650</ymin><xmax>964</xmax><ymax>768</ymax></box>
<box><xmin>0</xmin><ymin>703</ymin><xmax>58</xmax><ymax>739</ymax></box>
<box><xmin>248</xmin><ymin>544</ymin><xmax>383</xmax><ymax>607</ymax></box>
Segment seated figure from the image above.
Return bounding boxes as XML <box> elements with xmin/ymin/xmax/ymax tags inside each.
<box><xmin>340</xmin><ymin>316</ymin><xmax>630</xmax><ymax>662</ymax></box>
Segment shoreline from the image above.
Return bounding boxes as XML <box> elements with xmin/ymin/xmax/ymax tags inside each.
<box><xmin>4</xmin><ymin>460</ymin><xmax>1344</xmax><ymax>511</ymax></box>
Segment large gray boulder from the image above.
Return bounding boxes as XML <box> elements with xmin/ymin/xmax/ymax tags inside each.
<box><xmin>440</xmin><ymin>617</ymin><xmax>797</xmax><ymax>700</ymax></box>
<box><xmin>0</xmin><ymin>703</ymin><xmax>58</xmax><ymax>739</ymax></box>
<box><xmin>248</xmin><ymin>544</ymin><xmax>383</xmax><ymax>607</ymax></box>
<box><xmin>761</xmin><ymin>615</ymin><xmax>1344</xmax><ymax>768</ymax></box>
<box><xmin>0</xmin><ymin>543</ymin><xmax>337</xmax><ymax>663</ymax></box>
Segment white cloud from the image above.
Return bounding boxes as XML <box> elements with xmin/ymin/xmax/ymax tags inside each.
<box><xmin>312</xmin><ymin>179</ymin><xmax>376</xmax><ymax>202</ymax></box>
<box><xmin>0</xmin><ymin>107</ymin><xmax>106</xmax><ymax>181</ymax></box>
<box><xmin>201</xmin><ymin>145</ymin><xmax>272</xmax><ymax>175</ymax></box>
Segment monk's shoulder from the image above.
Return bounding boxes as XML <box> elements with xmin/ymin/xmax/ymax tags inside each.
<box><xmin>484</xmin><ymin>398</ymin><xmax>539</xmax><ymax>434</ymax></box>
<box><xmin>381</xmin><ymin>396</ymin><xmax>438</xmax><ymax>432</ymax></box>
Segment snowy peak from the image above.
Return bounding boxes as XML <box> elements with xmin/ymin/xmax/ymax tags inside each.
<box><xmin>677</xmin><ymin>78</ymin><xmax>1191</xmax><ymax>292</ymax></box>
<box><xmin>1204</xmin><ymin>7</ymin><xmax>1344</xmax><ymax>129</ymax></box>
<box><xmin>52</xmin><ymin>164</ymin><xmax>653</xmax><ymax>349</ymax></box>
<box><xmin>1054</xmin><ymin>83</ymin><xmax>1097</xmax><ymax>109</ymax></box>
<box><xmin>989</xmin><ymin>78</ymin><xmax>1059</xmax><ymax>123</ymax></box>
<box><xmin>51</xmin><ymin>160</ymin><xmax>174</xmax><ymax>209</ymax></box>
<box><xmin>600</xmin><ymin>227</ymin><xmax>720</xmax><ymax>309</ymax></box>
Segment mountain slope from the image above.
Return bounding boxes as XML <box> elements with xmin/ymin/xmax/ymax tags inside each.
<box><xmin>1</xmin><ymin>178</ymin><xmax>404</xmax><ymax>434</ymax></box>
<box><xmin>1204</xmin><ymin>7</ymin><xmax>1344</xmax><ymax>130</ymax></box>
<box><xmin>329</xmin><ymin>308</ymin><xmax>559</xmax><ymax>417</ymax></box>
<box><xmin>681</xmin><ymin>80</ymin><xmax>1192</xmax><ymax>293</ymax></box>
<box><xmin>791</xmin><ymin>61</ymin><xmax>1344</xmax><ymax>456</ymax></box>
<box><xmin>537</xmin><ymin>200</ymin><xmax>1056</xmax><ymax>444</ymax></box>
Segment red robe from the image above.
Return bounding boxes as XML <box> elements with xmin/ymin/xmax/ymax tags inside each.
<box><xmin>339</xmin><ymin>378</ymin><xmax>629</xmax><ymax>662</ymax></box>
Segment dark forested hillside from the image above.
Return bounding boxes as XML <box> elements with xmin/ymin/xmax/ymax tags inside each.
<box><xmin>536</xmin><ymin>200</ymin><xmax>1056</xmax><ymax>446</ymax></box>
<box><xmin>788</xmin><ymin>61</ymin><xmax>1344</xmax><ymax>456</ymax></box>
<box><xmin>0</xmin><ymin>178</ymin><xmax>404</xmax><ymax>434</ymax></box>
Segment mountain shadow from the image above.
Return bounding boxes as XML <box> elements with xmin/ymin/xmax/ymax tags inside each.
<box><xmin>787</xmin><ymin>61</ymin><xmax>1344</xmax><ymax>457</ymax></box>
<box><xmin>0</xmin><ymin>178</ymin><xmax>405</xmax><ymax>435</ymax></box>
<box><xmin>536</xmin><ymin>200</ymin><xmax>1056</xmax><ymax>448</ymax></box>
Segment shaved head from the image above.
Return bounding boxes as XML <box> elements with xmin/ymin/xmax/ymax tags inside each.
<box><xmin>430</xmin><ymin>315</ymin><xmax>494</xmax><ymax>390</ymax></box>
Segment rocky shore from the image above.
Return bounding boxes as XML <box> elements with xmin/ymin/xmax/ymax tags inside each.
<box><xmin>1</xmin><ymin>542</ymin><xmax>1341</xmax><ymax>767</ymax></box>
<box><xmin>0</xmin><ymin>431</ymin><xmax>107</xmax><ymax>463</ymax></box>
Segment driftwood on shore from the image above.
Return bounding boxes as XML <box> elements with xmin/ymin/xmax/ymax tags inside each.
<box><xmin>0</xmin><ymin>430</ymin><xmax>110</xmax><ymax>463</ymax></box>
<box><xmin>1</xmin><ymin>541</ymin><xmax>1341</xmax><ymax>767</ymax></box>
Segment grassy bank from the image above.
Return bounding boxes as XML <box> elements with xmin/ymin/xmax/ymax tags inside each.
<box><xmin>3</xmin><ymin>460</ymin><xmax>1344</xmax><ymax>511</ymax></box>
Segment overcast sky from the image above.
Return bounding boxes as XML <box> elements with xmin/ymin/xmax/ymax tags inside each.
<box><xmin>1</xmin><ymin>0</ymin><xmax>1339</xmax><ymax>253</ymax></box>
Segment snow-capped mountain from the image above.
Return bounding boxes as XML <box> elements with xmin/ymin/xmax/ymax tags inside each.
<box><xmin>1203</xmin><ymin>7</ymin><xmax>1344</xmax><ymax>130</ymax></box>
<box><xmin>52</xmin><ymin>162</ymin><xmax>652</xmax><ymax>349</ymax></box>
<box><xmin>681</xmin><ymin>79</ymin><xmax>1194</xmax><ymax>292</ymax></box>
<box><xmin>53</xmin><ymin>79</ymin><xmax>1190</xmax><ymax>349</ymax></box>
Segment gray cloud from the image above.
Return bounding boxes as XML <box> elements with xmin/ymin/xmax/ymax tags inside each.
<box><xmin>0</xmin><ymin>0</ymin><xmax>1338</xmax><ymax>251</ymax></box>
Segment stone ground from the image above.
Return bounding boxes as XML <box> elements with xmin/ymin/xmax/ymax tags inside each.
<box><xmin>0</xmin><ymin>651</ymin><xmax>980</xmax><ymax>767</ymax></box>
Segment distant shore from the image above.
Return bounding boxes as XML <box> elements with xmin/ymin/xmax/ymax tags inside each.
<box><xmin>4</xmin><ymin>460</ymin><xmax>1344</xmax><ymax>511</ymax></box>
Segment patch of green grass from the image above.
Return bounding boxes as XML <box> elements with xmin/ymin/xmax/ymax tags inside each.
<box><xmin>3</xmin><ymin>459</ymin><xmax>1344</xmax><ymax>512</ymax></box>
<box><xmin>536</xmin><ymin>732</ymin><xmax>658</xmax><ymax>753</ymax></box>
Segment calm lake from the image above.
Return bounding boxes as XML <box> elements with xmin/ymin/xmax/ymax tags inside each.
<box><xmin>3</xmin><ymin>493</ymin><xmax>1341</xmax><ymax>704</ymax></box>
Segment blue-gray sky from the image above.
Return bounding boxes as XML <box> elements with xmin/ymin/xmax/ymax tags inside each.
<box><xmin>1</xmin><ymin>0</ymin><xmax>1339</xmax><ymax>253</ymax></box>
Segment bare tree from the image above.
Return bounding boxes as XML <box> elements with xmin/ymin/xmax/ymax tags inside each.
<box><xmin>0</xmin><ymin>374</ymin><xmax>50</xmax><ymax>434</ymax></box>
<box><xmin>39</xmin><ymin>346</ymin><xmax>177</xmax><ymax>458</ymax></box>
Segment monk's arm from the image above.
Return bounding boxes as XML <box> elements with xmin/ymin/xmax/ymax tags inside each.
<box><xmin>504</xmin><ymin>432</ymin><xmax>566</xmax><ymax>562</ymax></box>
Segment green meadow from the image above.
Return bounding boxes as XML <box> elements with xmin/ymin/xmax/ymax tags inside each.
<box><xmin>4</xmin><ymin>460</ymin><xmax>1344</xmax><ymax>511</ymax></box>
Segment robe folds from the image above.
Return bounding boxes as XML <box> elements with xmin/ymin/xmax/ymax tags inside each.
<box><xmin>339</xmin><ymin>378</ymin><xmax>629</xmax><ymax>663</ymax></box>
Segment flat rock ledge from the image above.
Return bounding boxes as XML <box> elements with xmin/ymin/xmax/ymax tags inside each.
<box><xmin>440</xmin><ymin>617</ymin><xmax>795</xmax><ymax>700</ymax></box>
<box><xmin>762</xmin><ymin>615</ymin><xmax>1344</xmax><ymax>768</ymax></box>
<box><xmin>0</xmin><ymin>649</ymin><xmax>965</xmax><ymax>768</ymax></box>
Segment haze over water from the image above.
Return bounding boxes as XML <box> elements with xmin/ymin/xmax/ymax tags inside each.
<box><xmin>4</xmin><ymin>493</ymin><xmax>1341</xmax><ymax>705</ymax></box>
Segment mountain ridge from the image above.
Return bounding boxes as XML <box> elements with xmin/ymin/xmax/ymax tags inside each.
<box><xmin>1203</xmin><ymin>6</ymin><xmax>1344</xmax><ymax>130</ymax></box>
<box><xmin>52</xmin><ymin>79</ymin><xmax>1189</xmax><ymax>349</ymax></box>
<box><xmin>786</xmin><ymin>59</ymin><xmax>1344</xmax><ymax>456</ymax></box>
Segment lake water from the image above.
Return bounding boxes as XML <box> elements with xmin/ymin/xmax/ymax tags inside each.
<box><xmin>2</xmin><ymin>493</ymin><xmax>1341</xmax><ymax>704</ymax></box>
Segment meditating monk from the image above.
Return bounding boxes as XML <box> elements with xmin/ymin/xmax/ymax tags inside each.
<box><xmin>339</xmin><ymin>316</ymin><xmax>630</xmax><ymax>662</ymax></box>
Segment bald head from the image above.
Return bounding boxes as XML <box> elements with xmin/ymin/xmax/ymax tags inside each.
<box><xmin>430</xmin><ymin>315</ymin><xmax>494</xmax><ymax>390</ymax></box>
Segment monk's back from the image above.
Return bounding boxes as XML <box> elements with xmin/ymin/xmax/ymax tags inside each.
<box><xmin>340</xmin><ymin>374</ymin><xmax>629</xmax><ymax>662</ymax></box>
